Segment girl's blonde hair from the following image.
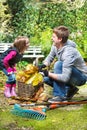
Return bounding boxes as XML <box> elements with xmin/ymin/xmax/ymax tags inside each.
<box><xmin>13</xmin><ymin>36</ymin><xmax>29</xmax><ymax>53</ymax></box>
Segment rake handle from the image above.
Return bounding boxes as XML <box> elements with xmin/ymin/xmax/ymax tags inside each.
<box><xmin>53</xmin><ymin>100</ymin><xmax>87</xmax><ymax>105</ymax></box>
<box><xmin>20</xmin><ymin>99</ymin><xmax>87</xmax><ymax>107</ymax></box>
<box><xmin>10</xmin><ymin>99</ymin><xmax>87</xmax><ymax>108</ymax></box>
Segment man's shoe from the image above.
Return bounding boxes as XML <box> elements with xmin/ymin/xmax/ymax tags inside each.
<box><xmin>67</xmin><ymin>87</ymin><xmax>79</xmax><ymax>99</ymax></box>
<box><xmin>48</xmin><ymin>96</ymin><xmax>68</xmax><ymax>103</ymax></box>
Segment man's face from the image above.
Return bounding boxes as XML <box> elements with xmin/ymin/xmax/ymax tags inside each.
<box><xmin>52</xmin><ymin>33</ymin><xmax>62</xmax><ymax>48</ymax></box>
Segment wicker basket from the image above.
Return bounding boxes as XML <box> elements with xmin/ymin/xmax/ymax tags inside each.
<box><xmin>17</xmin><ymin>81</ymin><xmax>43</xmax><ymax>99</ymax></box>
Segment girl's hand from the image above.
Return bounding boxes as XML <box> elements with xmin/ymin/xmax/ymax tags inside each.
<box><xmin>8</xmin><ymin>71</ymin><xmax>13</xmax><ymax>75</ymax></box>
<box><xmin>7</xmin><ymin>67</ymin><xmax>13</xmax><ymax>73</ymax></box>
<box><xmin>7</xmin><ymin>67</ymin><xmax>16</xmax><ymax>73</ymax></box>
<box><xmin>13</xmin><ymin>67</ymin><xmax>16</xmax><ymax>72</ymax></box>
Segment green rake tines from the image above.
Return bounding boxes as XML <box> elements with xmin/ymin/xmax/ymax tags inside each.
<box><xmin>11</xmin><ymin>104</ymin><xmax>46</xmax><ymax>120</ymax></box>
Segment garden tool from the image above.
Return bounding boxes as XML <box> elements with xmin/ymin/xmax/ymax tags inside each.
<box><xmin>11</xmin><ymin>104</ymin><xmax>46</xmax><ymax>120</ymax></box>
<box><xmin>11</xmin><ymin>103</ymin><xmax>61</xmax><ymax>120</ymax></box>
<box><xmin>15</xmin><ymin>98</ymin><xmax>87</xmax><ymax>107</ymax></box>
<box><xmin>11</xmin><ymin>99</ymin><xmax>87</xmax><ymax>120</ymax></box>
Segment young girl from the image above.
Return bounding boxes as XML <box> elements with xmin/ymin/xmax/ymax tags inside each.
<box><xmin>0</xmin><ymin>36</ymin><xmax>29</xmax><ymax>97</ymax></box>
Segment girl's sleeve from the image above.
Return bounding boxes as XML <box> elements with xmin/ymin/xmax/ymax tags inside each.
<box><xmin>3</xmin><ymin>51</ymin><xmax>17</xmax><ymax>69</ymax></box>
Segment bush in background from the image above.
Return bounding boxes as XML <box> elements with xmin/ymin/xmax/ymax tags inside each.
<box><xmin>0</xmin><ymin>0</ymin><xmax>87</xmax><ymax>59</ymax></box>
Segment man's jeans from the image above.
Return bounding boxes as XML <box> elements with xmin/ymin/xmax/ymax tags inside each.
<box><xmin>44</xmin><ymin>61</ymin><xmax>87</xmax><ymax>97</ymax></box>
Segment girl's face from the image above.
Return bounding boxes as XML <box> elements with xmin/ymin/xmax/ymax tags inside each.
<box><xmin>24</xmin><ymin>42</ymin><xmax>29</xmax><ymax>51</ymax></box>
<box><xmin>25</xmin><ymin>41</ymin><xmax>29</xmax><ymax>48</ymax></box>
<box><xmin>21</xmin><ymin>41</ymin><xmax>29</xmax><ymax>53</ymax></box>
<box><xmin>52</xmin><ymin>33</ymin><xmax>62</xmax><ymax>49</ymax></box>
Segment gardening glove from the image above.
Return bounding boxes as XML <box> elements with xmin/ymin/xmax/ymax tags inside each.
<box><xmin>38</xmin><ymin>64</ymin><xmax>46</xmax><ymax>72</ymax></box>
<box><xmin>40</xmin><ymin>69</ymin><xmax>48</xmax><ymax>77</ymax></box>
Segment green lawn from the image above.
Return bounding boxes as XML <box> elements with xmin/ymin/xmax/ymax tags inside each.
<box><xmin>0</xmin><ymin>103</ymin><xmax>87</xmax><ymax>130</ymax></box>
<box><xmin>0</xmin><ymin>70</ymin><xmax>87</xmax><ymax>130</ymax></box>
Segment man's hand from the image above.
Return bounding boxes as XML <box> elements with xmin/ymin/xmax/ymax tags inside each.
<box><xmin>40</xmin><ymin>69</ymin><xmax>48</xmax><ymax>77</ymax></box>
<box><xmin>38</xmin><ymin>64</ymin><xmax>46</xmax><ymax>71</ymax></box>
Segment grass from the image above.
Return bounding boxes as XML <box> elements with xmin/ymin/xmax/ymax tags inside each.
<box><xmin>0</xmin><ymin>104</ymin><xmax>87</xmax><ymax>130</ymax></box>
<box><xmin>0</xmin><ymin>70</ymin><xmax>87</xmax><ymax>130</ymax></box>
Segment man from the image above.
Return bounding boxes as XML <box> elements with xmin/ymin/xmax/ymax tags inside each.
<box><xmin>39</xmin><ymin>25</ymin><xmax>87</xmax><ymax>103</ymax></box>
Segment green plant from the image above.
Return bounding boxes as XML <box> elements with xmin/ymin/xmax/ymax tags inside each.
<box><xmin>0</xmin><ymin>0</ymin><xmax>87</xmax><ymax>59</ymax></box>
<box><xmin>17</xmin><ymin>61</ymin><xmax>29</xmax><ymax>70</ymax></box>
<box><xmin>39</xmin><ymin>27</ymin><xmax>52</xmax><ymax>56</ymax></box>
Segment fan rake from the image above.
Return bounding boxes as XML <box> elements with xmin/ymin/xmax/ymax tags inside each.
<box><xmin>11</xmin><ymin>104</ymin><xmax>46</xmax><ymax>120</ymax></box>
<box><xmin>11</xmin><ymin>98</ymin><xmax>87</xmax><ymax>120</ymax></box>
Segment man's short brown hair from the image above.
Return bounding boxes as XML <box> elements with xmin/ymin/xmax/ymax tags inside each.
<box><xmin>53</xmin><ymin>26</ymin><xmax>70</xmax><ymax>43</ymax></box>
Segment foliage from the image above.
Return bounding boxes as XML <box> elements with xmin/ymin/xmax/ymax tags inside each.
<box><xmin>17</xmin><ymin>61</ymin><xmax>29</xmax><ymax>70</ymax></box>
<box><xmin>6</xmin><ymin>0</ymin><xmax>25</xmax><ymax>16</ymax></box>
<box><xmin>0</xmin><ymin>0</ymin><xmax>12</xmax><ymax>42</ymax></box>
<box><xmin>0</xmin><ymin>0</ymin><xmax>87</xmax><ymax>58</ymax></box>
<box><xmin>7</xmin><ymin>1</ymin><xmax>41</xmax><ymax>42</ymax></box>
<box><xmin>39</xmin><ymin>27</ymin><xmax>52</xmax><ymax>56</ymax></box>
